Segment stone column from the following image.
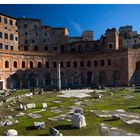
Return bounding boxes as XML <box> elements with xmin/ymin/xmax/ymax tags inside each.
<box><xmin>51</xmin><ymin>79</ymin><xmax>53</xmax><ymax>86</ymax></box>
<box><xmin>36</xmin><ymin>78</ymin><xmax>39</xmax><ymax>87</ymax></box>
<box><xmin>9</xmin><ymin>76</ymin><xmax>12</xmax><ymax>89</ymax></box>
<box><xmin>28</xmin><ymin>81</ymin><xmax>30</xmax><ymax>89</ymax></box>
<box><xmin>57</xmin><ymin>62</ymin><xmax>61</xmax><ymax>91</ymax></box>
<box><xmin>20</xmin><ymin>80</ymin><xmax>22</xmax><ymax>89</ymax></box>
<box><xmin>43</xmin><ymin>78</ymin><xmax>45</xmax><ymax>88</ymax></box>
<box><xmin>79</xmin><ymin>77</ymin><xmax>81</xmax><ymax>85</ymax></box>
<box><xmin>71</xmin><ymin>76</ymin><xmax>73</xmax><ymax>85</ymax></box>
<box><xmin>65</xmin><ymin>78</ymin><xmax>67</xmax><ymax>85</ymax></box>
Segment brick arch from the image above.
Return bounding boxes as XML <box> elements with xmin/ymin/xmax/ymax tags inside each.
<box><xmin>5</xmin><ymin>60</ymin><xmax>9</xmax><ymax>68</ymax></box>
<box><xmin>44</xmin><ymin>73</ymin><xmax>51</xmax><ymax>86</ymax></box>
<box><xmin>11</xmin><ymin>73</ymin><xmax>20</xmax><ymax>89</ymax></box>
<box><xmin>21</xmin><ymin>61</ymin><xmax>26</xmax><ymax>68</ymax></box>
<box><xmin>13</xmin><ymin>61</ymin><xmax>18</xmax><ymax>68</ymax></box>
<box><xmin>37</xmin><ymin>61</ymin><xmax>42</xmax><ymax>68</ymax></box>
<box><xmin>28</xmin><ymin>73</ymin><xmax>36</xmax><ymax>88</ymax></box>
<box><xmin>30</xmin><ymin>61</ymin><xmax>34</xmax><ymax>68</ymax></box>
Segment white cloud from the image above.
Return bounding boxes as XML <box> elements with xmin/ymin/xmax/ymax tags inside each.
<box><xmin>71</xmin><ymin>20</ymin><xmax>82</xmax><ymax>33</ymax></box>
<box><xmin>66</xmin><ymin>14</ymin><xmax>82</xmax><ymax>34</ymax></box>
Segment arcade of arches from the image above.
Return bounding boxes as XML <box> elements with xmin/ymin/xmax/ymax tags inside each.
<box><xmin>7</xmin><ymin>70</ymin><xmax>121</xmax><ymax>89</ymax></box>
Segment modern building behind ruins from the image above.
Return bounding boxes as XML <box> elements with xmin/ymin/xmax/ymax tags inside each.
<box><xmin>0</xmin><ymin>13</ymin><xmax>140</xmax><ymax>89</ymax></box>
<box><xmin>119</xmin><ymin>25</ymin><xmax>140</xmax><ymax>48</ymax></box>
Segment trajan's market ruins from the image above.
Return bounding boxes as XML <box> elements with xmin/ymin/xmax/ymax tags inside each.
<box><xmin>0</xmin><ymin>13</ymin><xmax>140</xmax><ymax>90</ymax></box>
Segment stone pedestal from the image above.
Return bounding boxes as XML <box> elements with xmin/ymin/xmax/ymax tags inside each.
<box><xmin>71</xmin><ymin>113</ymin><xmax>86</xmax><ymax>128</ymax></box>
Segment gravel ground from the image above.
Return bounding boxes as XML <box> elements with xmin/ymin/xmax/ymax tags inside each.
<box><xmin>58</xmin><ymin>89</ymin><xmax>93</xmax><ymax>98</ymax></box>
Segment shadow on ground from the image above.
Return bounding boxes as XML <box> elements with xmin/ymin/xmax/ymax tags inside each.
<box><xmin>54</xmin><ymin>124</ymin><xmax>77</xmax><ymax>130</ymax></box>
<box><xmin>25</xmin><ymin>126</ymin><xmax>35</xmax><ymax>131</ymax></box>
<box><xmin>38</xmin><ymin>134</ymin><xmax>49</xmax><ymax>136</ymax></box>
<box><xmin>128</xmin><ymin>106</ymin><xmax>140</xmax><ymax>109</ymax></box>
<box><xmin>103</xmin><ymin>118</ymin><xmax>119</xmax><ymax>122</ymax></box>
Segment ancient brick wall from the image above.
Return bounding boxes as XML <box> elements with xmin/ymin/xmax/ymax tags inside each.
<box><xmin>0</xmin><ymin>15</ymin><xmax>19</xmax><ymax>51</ymax></box>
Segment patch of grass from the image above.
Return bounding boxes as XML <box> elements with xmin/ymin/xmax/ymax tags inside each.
<box><xmin>0</xmin><ymin>88</ymin><xmax>140</xmax><ymax>136</ymax></box>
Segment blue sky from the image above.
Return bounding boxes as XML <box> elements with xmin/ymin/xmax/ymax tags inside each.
<box><xmin>0</xmin><ymin>4</ymin><xmax>140</xmax><ymax>39</ymax></box>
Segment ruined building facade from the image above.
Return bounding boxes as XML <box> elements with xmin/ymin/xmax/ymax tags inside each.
<box><xmin>0</xmin><ymin>13</ymin><xmax>140</xmax><ymax>90</ymax></box>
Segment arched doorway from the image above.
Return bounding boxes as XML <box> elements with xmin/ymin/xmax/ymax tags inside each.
<box><xmin>80</xmin><ymin>72</ymin><xmax>86</xmax><ymax>85</ymax></box>
<box><xmin>73</xmin><ymin>72</ymin><xmax>79</xmax><ymax>85</ymax></box>
<box><xmin>113</xmin><ymin>71</ymin><xmax>121</xmax><ymax>85</ymax></box>
<box><xmin>99</xmin><ymin>71</ymin><xmax>106</xmax><ymax>85</ymax></box>
<box><xmin>28</xmin><ymin>73</ymin><xmax>36</xmax><ymax>88</ymax></box>
<box><xmin>61</xmin><ymin>72</ymin><xmax>65</xmax><ymax>87</ymax></box>
<box><xmin>87</xmin><ymin>71</ymin><xmax>92</xmax><ymax>84</ymax></box>
<box><xmin>44</xmin><ymin>73</ymin><xmax>51</xmax><ymax>87</ymax></box>
<box><xmin>11</xmin><ymin>73</ymin><xmax>20</xmax><ymax>89</ymax></box>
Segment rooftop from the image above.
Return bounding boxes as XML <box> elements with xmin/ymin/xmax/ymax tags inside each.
<box><xmin>16</xmin><ymin>18</ymin><xmax>41</xmax><ymax>22</ymax></box>
<box><xmin>0</xmin><ymin>13</ymin><xmax>16</xmax><ymax>20</ymax></box>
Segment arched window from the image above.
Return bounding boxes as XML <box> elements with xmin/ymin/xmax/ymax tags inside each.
<box><xmin>87</xmin><ymin>71</ymin><xmax>92</xmax><ymax>84</ymax></box>
<box><xmin>87</xmin><ymin>61</ymin><xmax>91</xmax><ymax>67</ymax></box>
<box><xmin>13</xmin><ymin>61</ymin><xmax>17</xmax><ymax>68</ymax></box>
<box><xmin>108</xmin><ymin>59</ymin><xmax>111</xmax><ymax>66</ymax></box>
<box><xmin>80</xmin><ymin>61</ymin><xmax>84</xmax><ymax>67</ymax></box>
<box><xmin>74</xmin><ymin>61</ymin><xmax>77</xmax><ymax>67</ymax></box>
<box><xmin>38</xmin><ymin>62</ymin><xmax>41</xmax><ymax>68</ymax></box>
<box><xmin>60</xmin><ymin>61</ymin><xmax>63</xmax><ymax>68</ymax></box>
<box><xmin>4</xmin><ymin>33</ymin><xmax>8</xmax><ymax>39</ymax></box>
<box><xmin>10</xmin><ymin>20</ymin><xmax>13</xmax><ymax>25</ymax></box>
<box><xmin>0</xmin><ymin>32</ymin><xmax>2</xmax><ymax>38</ymax></box>
<box><xmin>53</xmin><ymin>62</ymin><xmax>56</xmax><ymax>68</ymax></box>
<box><xmin>10</xmin><ymin>34</ymin><xmax>13</xmax><ymax>40</ymax></box>
<box><xmin>22</xmin><ymin>61</ymin><xmax>25</xmax><ymax>68</ymax></box>
<box><xmin>101</xmin><ymin>60</ymin><xmax>104</xmax><ymax>66</ymax></box>
<box><xmin>46</xmin><ymin>61</ymin><xmax>49</xmax><ymax>68</ymax></box>
<box><xmin>94</xmin><ymin>60</ymin><xmax>98</xmax><ymax>67</ymax></box>
<box><xmin>30</xmin><ymin>61</ymin><xmax>33</xmax><ymax>68</ymax></box>
<box><xmin>5</xmin><ymin>61</ymin><xmax>9</xmax><ymax>68</ymax></box>
<box><xmin>67</xmin><ymin>61</ymin><xmax>70</xmax><ymax>67</ymax></box>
